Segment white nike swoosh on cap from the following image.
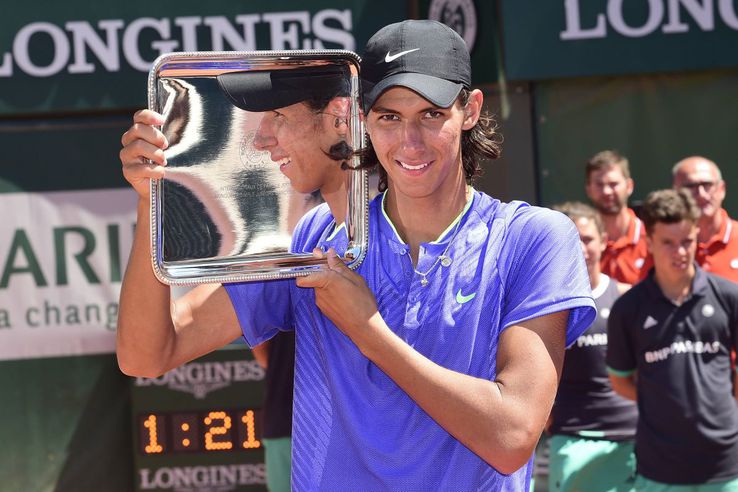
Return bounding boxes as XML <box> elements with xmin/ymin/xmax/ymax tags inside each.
<box><xmin>384</xmin><ymin>48</ymin><xmax>420</xmax><ymax>63</ymax></box>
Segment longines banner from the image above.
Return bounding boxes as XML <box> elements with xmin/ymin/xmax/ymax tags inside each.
<box><xmin>0</xmin><ymin>0</ymin><xmax>405</xmax><ymax>115</ymax></box>
<box><xmin>501</xmin><ymin>0</ymin><xmax>738</xmax><ymax>80</ymax></box>
<box><xmin>0</xmin><ymin>188</ymin><xmax>136</xmax><ymax>360</ymax></box>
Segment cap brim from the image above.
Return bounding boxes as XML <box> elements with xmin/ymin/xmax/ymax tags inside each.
<box><xmin>362</xmin><ymin>72</ymin><xmax>464</xmax><ymax>113</ymax></box>
<box><xmin>217</xmin><ymin>72</ymin><xmax>293</xmax><ymax>112</ymax></box>
<box><xmin>218</xmin><ymin>67</ymin><xmax>349</xmax><ymax>112</ymax></box>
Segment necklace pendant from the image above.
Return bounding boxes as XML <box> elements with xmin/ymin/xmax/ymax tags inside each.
<box><xmin>440</xmin><ymin>255</ymin><xmax>452</xmax><ymax>267</ymax></box>
<box><xmin>420</xmin><ymin>277</ymin><xmax>429</xmax><ymax>287</ymax></box>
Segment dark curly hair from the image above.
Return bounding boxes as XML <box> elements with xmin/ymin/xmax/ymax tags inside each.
<box><xmin>301</xmin><ymin>79</ymin><xmax>353</xmax><ymax>166</ymax></box>
<box><xmin>356</xmin><ymin>88</ymin><xmax>502</xmax><ymax>192</ymax></box>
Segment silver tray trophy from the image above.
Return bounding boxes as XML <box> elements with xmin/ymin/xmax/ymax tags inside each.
<box><xmin>148</xmin><ymin>50</ymin><xmax>368</xmax><ymax>285</ymax></box>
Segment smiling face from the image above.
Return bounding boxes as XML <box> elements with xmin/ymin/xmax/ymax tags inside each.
<box><xmin>365</xmin><ymin>87</ymin><xmax>480</xmax><ymax>202</ymax></box>
<box><xmin>647</xmin><ymin>220</ymin><xmax>698</xmax><ymax>280</ymax></box>
<box><xmin>252</xmin><ymin>102</ymin><xmax>344</xmax><ymax>195</ymax></box>
<box><xmin>585</xmin><ymin>164</ymin><xmax>633</xmax><ymax>216</ymax></box>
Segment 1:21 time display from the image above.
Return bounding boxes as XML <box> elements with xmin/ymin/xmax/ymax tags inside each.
<box><xmin>138</xmin><ymin>408</ymin><xmax>262</xmax><ymax>455</ymax></box>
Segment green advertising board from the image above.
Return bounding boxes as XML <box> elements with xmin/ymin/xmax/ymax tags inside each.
<box><xmin>0</xmin><ymin>0</ymin><xmax>407</xmax><ymax>115</ymax></box>
<box><xmin>501</xmin><ymin>0</ymin><xmax>738</xmax><ymax>80</ymax></box>
<box><xmin>131</xmin><ymin>346</ymin><xmax>266</xmax><ymax>492</ymax></box>
<box><xmin>0</xmin><ymin>115</ymin><xmax>130</xmax><ymax>193</ymax></box>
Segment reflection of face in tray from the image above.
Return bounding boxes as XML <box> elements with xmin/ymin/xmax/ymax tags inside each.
<box><xmin>158</xmin><ymin>77</ymin><xmax>295</xmax><ymax>261</ymax></box>
<box><xmin>218</xmin><ymin>66</ymin><xmax>352</xmax><ymax>199</ymax></box>
<box><xmin>157</xmin><ymin>69</ymin><xmax>352</xmax><ymax>263</ymax></box>
<box><xmin>250</xmin><ymin>100</ymin><xmax>351</xmax><ymax>195</ymax></box>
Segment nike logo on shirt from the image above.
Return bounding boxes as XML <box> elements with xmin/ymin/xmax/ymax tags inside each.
<box><xmin>456</xmin><ymin>289</ymin><xmax>476</xmax><ymax>304</ymax></box>
<box><xmin>643</xmin><ymin>315</ymin><xmax>658</xmax><ymax>329</ymax></box>
<box><xmin>384</xmin><ymin>48</ymin><xmax>420</xmax><ymax>63</ymax></box>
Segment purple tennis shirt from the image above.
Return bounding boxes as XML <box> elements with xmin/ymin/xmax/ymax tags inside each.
<box><xmin>225</xmin><ymin>190</ymin><xmax>595</xmax><ymax>491</ymax></box>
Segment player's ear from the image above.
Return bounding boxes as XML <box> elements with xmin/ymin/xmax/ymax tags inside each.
<box><xmin>461</xmin><ymin>89</ymin><xmax>483</xmax><ymax>131</ymax></box>
<box><xmin>325</xmin><ymin>97</ymin><xmax>350</xmax><ymax>134</ymax></box>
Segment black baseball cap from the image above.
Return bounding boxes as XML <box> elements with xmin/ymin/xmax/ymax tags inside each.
<box><xmin>217</xmin><ymin>65</ymin><xmax>349</xmax><ymax>112</ymax></box>
<box><xmin>361</xmin><ymin>20</ymin><xmax>471</xmax><ymax>113</ymax></box>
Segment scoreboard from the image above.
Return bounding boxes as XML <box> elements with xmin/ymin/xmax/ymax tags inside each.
<box><xmin>131</xmin><ymin>345</ymin><xmax>267</xmax><ymax>491</ymax></box>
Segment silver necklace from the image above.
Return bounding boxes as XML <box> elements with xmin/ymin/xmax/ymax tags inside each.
<box><xmin>413</xmin><ymin>216</ymin><xmax>463</xmax><ymax>287</ymax></box>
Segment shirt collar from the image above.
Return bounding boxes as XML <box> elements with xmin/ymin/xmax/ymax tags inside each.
<box><xmin>701</xmin><ymin>208</ymin><xmax>732</xmax><ymax>247</ymax></box>
<box><xmin>723</xmin><ymin>216</ymin><xmax>733</xmax><ymax>244</ymax></box>
<box><xmin>632</xmin><ymin>213</ymin><xmax>643</xmax><ymax>245</ymax></box>
<box><xmin>643</xmin><ymin>264</ymin><xmax>708</xmax><ymax>303</ymax></box>
<box><xmin>591</xmin><ymin>273</ymin><xmax>610</xmax><ymax>299</ymax></box>
<box><xmin>607</xmin><ymin>208</ymin><xmax>642</xmax><ymax>249</ymax></box>
<box><xmin>378</xmin><ymin>188</ymin><xmax>476</xmax><ymax>253</ymax></box>
<box><xmin>318</xmin><ymin>220</ymin><xmax>348</xmax><ymax>253</ymax></box>
<box><xmin>692</xmin><ymin>265</ymin><xmax>709</xmax><ymax>295</ymax></box>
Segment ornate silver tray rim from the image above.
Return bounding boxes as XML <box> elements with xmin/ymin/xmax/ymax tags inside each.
<box><xmin>147</xmin><ymin>50</ymin><xmax>368</xmax><ymax>286</ymax></box>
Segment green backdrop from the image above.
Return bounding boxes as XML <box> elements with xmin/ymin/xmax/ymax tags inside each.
<box><xmin>534</xmin><ymin>69</ymin><xmax>738</xmax><ymax>214</ymax></box>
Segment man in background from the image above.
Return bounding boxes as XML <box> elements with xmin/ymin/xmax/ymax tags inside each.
<box><xmin>585</xmin><ymin>150</ymin><xmax>651</xmax><ymax>284</ymax></box>
<box><xmin>673</xmin><ymin>156</ymin><xmax>738</xmax><ymax>283</ymax></box>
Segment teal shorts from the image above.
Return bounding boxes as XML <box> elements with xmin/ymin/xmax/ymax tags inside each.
<box><xmin>635</xmin><ymin>475</ymin><xmax>738</xmax><ymax>492</ymax></box>
<box><xmin>263</xmin><ymin>437</ymin><xmax>291</xmax><ymax>492</ymax></box>
<box><xmin>548</xmin><ymin>434</ymin><xmax>636</xmax><ymax>492</ymax></box>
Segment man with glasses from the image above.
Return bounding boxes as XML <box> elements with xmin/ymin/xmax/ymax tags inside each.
<box><xmin>673</xmin><ymin>156</ymin><xmax>738</xmax><ymax>283</ymax></box>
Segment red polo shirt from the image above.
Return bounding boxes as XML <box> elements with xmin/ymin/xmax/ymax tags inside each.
<box><xmin>696</xmin><ymin>208</ymin><xmax>738</xmax><ymax>284</ymax></box>
<box><xmin>600</xmin><ymin>208</ymin><xmax>652</xmax><ymax>285</ymax></box>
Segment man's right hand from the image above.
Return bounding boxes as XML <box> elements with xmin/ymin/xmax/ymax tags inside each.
<box><xmin>119</xmin><ymin>109</ymin><xmax>169</xmax><ymax>199</ymax></box>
